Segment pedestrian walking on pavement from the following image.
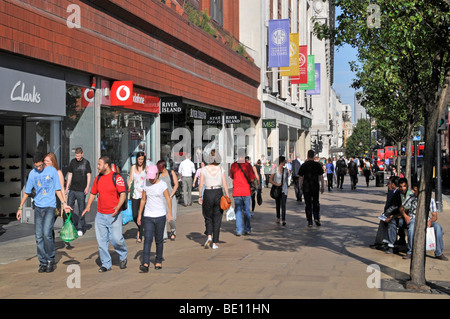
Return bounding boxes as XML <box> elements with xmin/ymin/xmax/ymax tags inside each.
<box><xmin>16</xmin><ymin>152</ymin><xmax>72</xmax><ymax>273</ymax></box>
<box><xmin>137</xmin><ymin>165</ymin><xmax>173</xmax><ymax>272</ymax></box>
<box><xmin>291</xmin><ymin>154</ymin><xmax>303</xmax><ymax>202</ymax></box>
<box><xmin>325</xmin><ymin>158</ymin><xmax>334</xmax><ymax>191</ymax></box>
<box><xmin>247</xmin><ymin>157</ymin><xmax>262</xmax><ymax>214</ymax></box>
<box><xmin>65</xmin><ymin>147</ymin><xmax>91</xmax><ymax>236</ymax></box>
<box><xmin>230</xmin><ymin>148</ymin><xmax>256</xmax><ymax>236</ymax></box>
<box><xmin>269</xmin><ymin>156</ymin><xmax>290</xmax><ymax>225</ymax></box>
<box><xmin>298</xmin><ymin>150</ymin><xmax>325</xmax><ymax>227</ymax></box>
<box><xmin>198</xmin><ymin>150</ymin><xmax>229</xmax><ymax>249</ymax></box>
<box><xmin>156</xmin><ymin>159</ymin><xmax>179</xmax><ymax>241</ymax></box>
<box><xmin>82</xmin><ymin>156</ymin><xmax>128</xmax><ymax>272</ymax></box>
<box><xmin>363</xmin><ymin>158</ymin><xmax>373</xmax><ymax>187</ymax></box>
<box><xmin>128</xmin><ymin>151</ymin><xmax>147</xmax><ymax>243</ymax></box>
<box><xmin>347</xmin><ymin>157</ymin><xmax>359</xmax><ymax>190</ymax></box>
<box><xmin>178</xmin><ymin>153</ymin><xmax>196</xmax><ymax>206</ymax></box>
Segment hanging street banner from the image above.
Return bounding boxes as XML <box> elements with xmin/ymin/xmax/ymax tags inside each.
<box><xmin>306</xmin><ymin>63</ymin><xmax>321</xmax><ymax>95</ymax></box>
<box><xmin>268</xmin><ymin>19</ymin><xmax>290</xmax><ymax>68</ymax></box>
<box><xmin>290</xmin><ymin>45</ymin><xmax>308</xmax><ymax>84</ymax></box>
<box><xmin>299</xmin><ymin>55</ymin><xmax>315</xmax><ymax>90</ymax></box>
<box><xmin>280</xmin><ymin>33</ymin><xmax>299</xmax><ymax>77</ymax></box>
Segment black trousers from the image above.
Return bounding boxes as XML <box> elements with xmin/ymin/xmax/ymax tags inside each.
<box><xmin>131</xmin><ymin>198</ymin><xmax>143</xmax><ymax>240</ymax></box>
<box><xmin>202</xmin><ymin>188</ymin><xmax>223</xmax><ymax>243</ymax></box>
<box><xmin>304</xmin><ymin>191</ymin><xmax>320</xmax><ymax>222</ymax></box>
<box><xmin>337</xmin><ymin>174</ymin><xmax>345</xmax><ymax>188</ymax></box>
<box><xmin>350</xmin><ymin>174</ymin><xmax>358</xmax><ymax>189</ymax></box>
<box><xmin>293</xmin><ymin>176</ymin><xmax>303</xmax><ymax>201</ymax></box>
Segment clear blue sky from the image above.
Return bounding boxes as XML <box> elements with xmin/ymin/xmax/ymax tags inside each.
<box><xmin>332</xmin><ymin>7</ymin><xmax>359</xmax><ymax>122</ymax></box>
<box><xmin>332</xmin><ymin>44</ymin><xmax>358</xmax><ymax>118</ymax></box>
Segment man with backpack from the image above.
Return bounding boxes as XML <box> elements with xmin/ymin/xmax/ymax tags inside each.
<box><xmin>82</xmin><ymin>156</ymin><xmax>128</xmax><ymax>272</ymax></box>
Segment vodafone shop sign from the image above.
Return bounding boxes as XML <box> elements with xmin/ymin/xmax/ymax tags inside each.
<box><xmin>111</xmin><ymin>81</ymin><xmax>133</xmax><ymax>106</ymax></box>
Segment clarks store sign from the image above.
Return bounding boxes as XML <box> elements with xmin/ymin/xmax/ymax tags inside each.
<box><xmin>1</xmin><ymin>67</ymin><xmax>66</xmax><ymax>116</ymax></box>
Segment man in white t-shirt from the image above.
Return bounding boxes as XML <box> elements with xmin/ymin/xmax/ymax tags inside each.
<box><xmin>178</xmin><ymin>153</ymin><xmax>196</xmax><ymax>206</ymax></box>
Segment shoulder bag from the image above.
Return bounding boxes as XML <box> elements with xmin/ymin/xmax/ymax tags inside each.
<box><xmin>270</xmin><ymin>168</ymin><xmax>284</xmax><ymax>199</ymax></box>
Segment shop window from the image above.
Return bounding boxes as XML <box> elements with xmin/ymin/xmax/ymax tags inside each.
<box><xmin>61</xmin><ymin>85</ymin><xmax>95</xmax><ymax>178</ymax></box>
<box><xmin>101</xmin><ymin>107</ymin><xmax>154</xmax><ymax>176</ymax></box>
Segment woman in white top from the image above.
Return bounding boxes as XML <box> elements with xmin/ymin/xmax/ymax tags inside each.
<box><xmin>137</xmin><ymin>165</ymin><xmax>172</xmax><ymax>272</ymax></box>
<box><xmin>198</xmin><ymin>150</ymin><xmax>229</xmax><ymax>249</ymax></box>
<box><xmin>128</xmin><ymin>151</ymin><xmax>147</xmax><ymax>243</ymax></box>
<box><xmin>269</xmin><ymin>156</ymin><xmax>290</xmax><ymax>225</ymax></box>
<box><xmin>156</xmin><ymin>159</ymin><xmax>179</xmax><ymax>241</ymax></box>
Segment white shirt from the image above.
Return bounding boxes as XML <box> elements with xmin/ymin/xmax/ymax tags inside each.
<box><xmin>144</xmin><ymin>180</ymin><xmax>168</xmax><ymax>218</ymax></box>
<box><xmin>178</xmin><ymin>158</ymin><xmax>196</xmax><ymax>177</ymax></box>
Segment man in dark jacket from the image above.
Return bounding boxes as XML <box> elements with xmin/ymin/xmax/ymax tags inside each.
<box><xmin>336</xmin><ymin>157</ymin><xmax>347</xmax><ymax>189</ymax></box>
<box><xmin>347</xmin><ymin>157</ymin><xmax>359</xmax><ymax>190</ymax></box>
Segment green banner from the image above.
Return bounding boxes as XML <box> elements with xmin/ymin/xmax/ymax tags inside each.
<box><xmin>299</xmin><ymin>55</ymin><xmax>315</xmax><ymax>90</ymax></box>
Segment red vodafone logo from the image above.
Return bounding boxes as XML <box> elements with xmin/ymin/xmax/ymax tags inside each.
<box><xmin>111</xmin><ymin>81</ymin><xmax>133</xmax><ymax>106</ymax></box>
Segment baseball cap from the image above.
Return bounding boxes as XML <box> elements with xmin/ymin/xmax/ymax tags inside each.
<box><xmin>146</xmin><ymin>164</ymin><xmax>158</xmax><ymax>179</ymax></box>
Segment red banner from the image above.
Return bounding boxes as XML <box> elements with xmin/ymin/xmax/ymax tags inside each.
<box><xmin>290</xmin><ymin>45</ymin><xmax>308</xmax><ymax>84</ymax></box>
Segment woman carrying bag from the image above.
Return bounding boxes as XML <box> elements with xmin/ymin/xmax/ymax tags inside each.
<box><xmin>269</xmin><ymin>156</ymin><xmax>290</xmax><ymax>226</ymax></box>
<box><xmin>137</xmin><ymin>165</ymin><xmax>172</xmax><ymax>272</ymax></box>
<box><xmin>128</xmin><ymin>151</ymin><xmax>147</xmax><ymax>243</ymax></box>
<box><xmin>198</xmin><ymin>150</ymin><xmax>229</xmax><ymax>250</ymax></box>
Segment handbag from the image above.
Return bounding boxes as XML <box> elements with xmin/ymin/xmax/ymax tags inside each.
<box><xmin>270</xmin><ymin>168</ymin><xmax>284</xmax><ymax>199</ymax></box>
<box><xmin>220</xmin><ymin>195</ymin><xmax>231</xmax><ymax>211</ymax></box>
<box><xmin>60</xmin><ymin>213</ymin><xmax>79</xmax><ymax>242</ymax></box>
<box><xmin>122</xmin><ymin>200</ymin><xmax>133</xmax><ymax>225</ymax></box>
<box><xmin>237</xmin><ymin>163</ymin><xmax>258</xmax><ymax>193</ymax></box>
<box><xmin>426</xmin><ymin>227</ymin><xmax>436</xmax><ymax>251</ymax></box>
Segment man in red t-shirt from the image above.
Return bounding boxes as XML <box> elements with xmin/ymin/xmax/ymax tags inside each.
<box><xmin>82</xmin><ymin>156</ymin><xmax>128</xmax><ymax>272</ymax></box>
<box><xmin>230</xmin><ymin>149</ymin><xmax>256</xmax><ymax>236</ymax></box>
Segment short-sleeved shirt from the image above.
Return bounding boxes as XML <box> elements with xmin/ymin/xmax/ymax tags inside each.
<box><xmin>68</xmin><ymin>158</ymin><xmax>91</xmax><ymax>191</ymax></box>
<box><xmin>25</xmin><ymin>166</ymin><xmax>61</xmax><ymax>208</ymax></box>
<box><xmin>230</xmin><ymin>162</ymin><xmax>256</xmax><ymax>197</ymax></box>
<box><xmin>90</xmin><ymin>172</ymin><xmax>126</xmax><ymax>214</ymax></box>
<box><xmin>298</xmin><ymin>160</ymin><xmax>324</xmax><ymax>193</ymax></box>
<box><xmin>144</xmin><ymin>180</ymin><xmax>168</xmax><ymax>218</ymax></box>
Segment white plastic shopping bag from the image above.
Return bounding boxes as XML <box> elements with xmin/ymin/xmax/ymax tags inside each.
<box><xmin>426</xmin><ymin>227</ymin><xmax>436</xmax><ymax>251</ymax></box>
<box><xmin>226</xmin><ymin>206</ymin><xmax>236</xmax><ymax>221</ymax></box>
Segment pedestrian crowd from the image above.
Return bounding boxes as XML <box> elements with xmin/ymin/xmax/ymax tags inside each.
<box><xmin>15</xmin><ymin>148</ymin><xmax>446</xmax><ymax>274</ymax></box>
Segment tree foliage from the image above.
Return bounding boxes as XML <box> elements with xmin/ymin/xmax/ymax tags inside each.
<box><xmin>315</xmin><ymin>0</ymin><xmax>450</xmax><ymax>289</ymax></box>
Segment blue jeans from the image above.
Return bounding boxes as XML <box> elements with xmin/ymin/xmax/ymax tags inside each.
<box><xmin>142</xmin><ymin>216</ymin><xmax>166</xmax><ymax>265</ymax></box>
<box><xmin>95</xmin><ymin>212</ymin><xmax>128</xmax><ymax>269</ymax></box>
<box><xmin>34</xmin><ymin>206</ymin><xmax>56</xmax><ymax>265</ymax></box>
<box><xmin>403</xmin><ymin>219</ymin><xmax>444</xmax><ymax>256</ymax></box>
<box><xmin>67</xmin><ymin>190</ymin><xmax>86</xmax><ymax>231</ymax></box>
<box><xmin>234</xmin><ymin>196</ymin><xmax>251</xmax><ymax>235</ymax></box>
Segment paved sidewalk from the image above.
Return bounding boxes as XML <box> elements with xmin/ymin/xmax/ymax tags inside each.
<box><xmin>1</xmin><ymin>176</ymin><xmax>450</xmax><ymax>300</ymax></box>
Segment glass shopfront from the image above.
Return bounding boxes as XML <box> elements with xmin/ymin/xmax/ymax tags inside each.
<box><xmin>160</xmin><ymin>100</ymin><xmax>223</xmax><ymax>170</ymax></box>
<box><xmin>100</xmin><ymin>107</ymin><xmax>155</xmax><ymax>175</ymax></box>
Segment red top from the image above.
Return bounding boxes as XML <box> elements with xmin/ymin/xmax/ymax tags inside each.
<box><xmin>91</xmin><ymin>172</ymin><xmax>126</xmax><ymax>214</ymax></box>
<box><xmin>230</xmin><ymin>162</ymin><xmax>256</xmax><ymax>197</ymax></box>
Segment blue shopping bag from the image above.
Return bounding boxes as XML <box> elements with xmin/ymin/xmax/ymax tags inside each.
<box><xmin>122</xmin><ymin>200</ymin><xmax>133</xmax><ymax>225</ymax></box>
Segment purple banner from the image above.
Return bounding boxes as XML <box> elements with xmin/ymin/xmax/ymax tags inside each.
<box><xmin>268</xmin><ymin>19</ymin><xmax>290</xmax><ymax>68</ymax></box>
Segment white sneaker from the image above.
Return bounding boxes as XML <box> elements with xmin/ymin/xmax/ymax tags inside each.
<box><xmin>212</xmin><ymin>244</ymin><xmax>219</xmax><ymax>249</ymax></box>
<box><xmin>77</xmin><ymin>230</ymin><xmax>83</xmax><ymax>237</ymax></box>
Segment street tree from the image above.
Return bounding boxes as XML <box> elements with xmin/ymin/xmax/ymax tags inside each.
<box><xmin>315</xmin><ymin>0</ymin><xmax>450</xmax><ymax>289</ymax></box>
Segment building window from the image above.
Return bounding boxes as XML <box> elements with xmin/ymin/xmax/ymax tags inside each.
<box><xmin>210</xmin><ymin>0</ymin><xmax>223</xmax><ymax>26</ymax></box>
